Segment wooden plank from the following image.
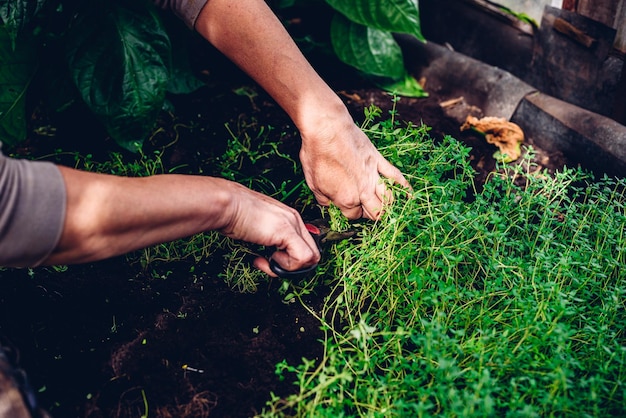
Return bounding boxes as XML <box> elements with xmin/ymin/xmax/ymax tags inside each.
<box><xmin>553</xmin><ymin>16</ymin><xmax>597</xmax><ymax>48</ymax></box>
<box><xmin>576</xmin><ymin>0</ymin><xmax>618</xmax><ymax>27</ymax></box>
<box><xmin>561</xmin><ymin>0</ymin><xmax>577</xmax><ymax>11</ymax></box>
<box><xmin>615</xmin><ymin>0</ymin><xmax>626</xmax><ymax>52</ymax></box>
<box><xmin>490</xmin><ymin>0</ymin><xmax>562</xmax><ymax>24</ymax></box>
<box><xmin>613</xmin><ymin>62</ymin><xmax>626</xmax><ymax>124</ymax></box>
<box><xmin>530</xmin><ymin>8</ymin><xmax>619</xmax><ymax>116</ymax></box>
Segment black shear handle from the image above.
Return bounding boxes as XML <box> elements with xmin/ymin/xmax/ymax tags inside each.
<box><xmin>269</xmin><ymin>223</ymin><xmax>322</xmax><ymax>279</ymax></box>
<box><xmin>269</xmin><ymin>258</ymin><xmax>318</xmax><ymax>278</ymax></box>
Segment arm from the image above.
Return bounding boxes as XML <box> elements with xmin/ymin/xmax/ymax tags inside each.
<box><xmin>45</xmin><ymin>166</ymin><xmax>319</xmax><ymax>275</ymax></box>
<box><xmin>193</xmin><ymin>0</ymin><xmax>410</xmax><ymax>219</ymax></box>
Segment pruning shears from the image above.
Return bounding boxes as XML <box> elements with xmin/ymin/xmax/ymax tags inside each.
<box><xmin>269</xmin><ymin>219</ymin><xmax>358</xmax><ymax>279</ymax></box>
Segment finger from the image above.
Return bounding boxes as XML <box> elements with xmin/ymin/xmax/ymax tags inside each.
<box><xmin>269</xmin><ymin>250</ymin><xmax>315</xmax><ymax>275</ymax></box>
<box><xmin>269</xmin><ymin>224</ymin><xmax>321</xmax><ymax>274</ymax></box>
<box><xmin>357</xmin><ymin>176</ymin><xmax>389</xmax><ymax>220</ymax></box>
<box><xmin>340</xmin><ymin>204</ymin><xmax>363</xmax><ymax>220</ymax></box>
<box><xmin>298</xmin><ymin>224</ymin><xmax>322</xmax><ymax>260</ymax></box>
<box><xmin>253</xmin><ymin>256</ymin><xmax>277</xmax><ymax>277</ymax></box>
<box><xmin>378</xmin><ymin>160</ymin><xmax>412</xmax><ymax>190</ymax></box>
<box><xmin>312</xmin><ymin>189</ymin><xmax>331</xmax><ymax>207</ymax></box>
<box><xmin>361</xmin><ymin>193</ymin><xmax>383</xmax><ymax>220</ymax></box>
<box><xmin>362</xmin><ymin>206</ymin><xmax>381</xmax><ymax>221</ymax></box>
<box><xmin>376</xmin><ymin>179</ymin><xmax>393</xmax><ymax>206</ymax></box>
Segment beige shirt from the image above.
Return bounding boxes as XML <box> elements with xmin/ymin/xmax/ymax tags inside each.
<box><xmin>0</xmin><ymin>144</ymin><xmax>66</xmax><ymax>267</ymax></box>
<box><xmin>152</xmin><ymin>0</ymin><xmax>209</xmax><ymax>29</ymax></box>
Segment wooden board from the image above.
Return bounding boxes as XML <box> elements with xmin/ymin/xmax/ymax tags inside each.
<box><xmin>614</xmin><ymin>0</ymin><xmax>626</xmax><ymax>53</ymax></box>
<box><xmin>576</xmin><ymin>0</ymin><xmax>619</xmax><ymax>27</ymax></box>
<box><xmin>529</xmin><ymin>7</ymin><xmax>621</xmax><ymax>117</ymax></box>
<box><xmin>549</xmin><ymin>0</ymin><xmax>625</xmax><ymax>52</ymax></box>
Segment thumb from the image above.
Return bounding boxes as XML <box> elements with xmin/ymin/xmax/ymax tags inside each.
<box><xmin>253</xmin><ymin>256</ymin><xmax>278</xmax><ymax>277</ymax></box>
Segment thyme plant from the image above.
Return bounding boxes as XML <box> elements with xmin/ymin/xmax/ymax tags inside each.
<box><xmin>262</xmin><ymin>109</ymin><xmax>626</xmax><ymax>417</ymax></box>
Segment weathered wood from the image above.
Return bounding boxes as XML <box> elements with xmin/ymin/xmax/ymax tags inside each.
<box><xmin>614</xmin><ymin>0</ymin><xmax>626</xmax><ymax>52</ymax></box>
<box><xmin>419</xmin><ymin>0</ymin><xmax>535</xmax><ymax>79</ymax></box>
<box><xmin>489</xmin><ymin>0</ymin><xmax>563</xmax><ymax>24</ymax></box>
<box><xmin>0</xmin><ymin>357</ymin><xmax>33</xmax><ymax>418</ymax></box>
<box><xmin>562</xmin><ymin>0</ymin><xmax>577</xmax><ymax>11</ymax></box>
<box><xmin>576</xmin><ymin>0</ymin><xmax>619</xmax><ymax>27</ymax></box>
<box><xmin>530</xmin><ymin>7</ymin><xmax>620</xmax><ymax>117</ymax></box>
<box><xmin>613</xmin><ymin>59</ymin><xmax>626</xmax><ymax>124</ymax></box>
<box><xmin>553</xmin><ymin>17</ymin><xmax>597</xmax><ymax>48</ymax></box>
<box><xmin>512</xmin><ymin>92</ymin><xmax>626</xmax><ymax>176</ymax></box>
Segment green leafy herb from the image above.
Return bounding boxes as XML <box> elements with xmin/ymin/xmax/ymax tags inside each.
<box><xmin>261</xmin><ymin>106</ymin><xmax>626</xmax><ymax>417</ymax></box>
<box><xmin>0</xmin><ymin>0</ymin><xmax>45</xmax><ymax>46</ymax></box>
<box><xmin>0</xmin><ymin>0</ymin><xmax>203</xmax><ymax>151</ymax></box>
<box><xmin>0</xmin><ymin>24</ymin><xmax>37</xmax><ymax>145</ymax></box>
<box><xmin>330</xmin><ymin>13</ymin><xmax>405</xmax><ymax>79</ymax></box>
<box><xmin>65</xmin><ymin>2</ymin><xmax>171</xmax><ymax>152</ymax></box>
<box><xmin>326</xmin><ymin>0</ymin><xmax>424</xmax><ymax>41</ymax></box>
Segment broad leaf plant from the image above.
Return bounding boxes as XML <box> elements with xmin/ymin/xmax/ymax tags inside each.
<box><xmin>1</xmin><ymin>0</ymin><xmax>425</xmax><ymax>151</ymax></box>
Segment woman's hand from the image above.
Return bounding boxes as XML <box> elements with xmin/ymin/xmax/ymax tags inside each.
<box><xmin>193</xmin><ymin>0</ymin><xmax>410</xmax><ymax>220</ymax></box>
<box><xmin>299</xmin><ymin>114</ymin><xmax>411</xmax><ymax>220</ymax></box>
<box><xmin>217</xmin><ymin>182</ymin><xmax>321</xmax><ymax>276</ymax></box>
<box><xmin>47</xmin><ymin>169</ymin><xmax>320</xmax><ymax>275</ymax></box>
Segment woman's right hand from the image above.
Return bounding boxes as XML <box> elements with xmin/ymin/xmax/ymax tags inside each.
<box><xmin>217</xmin><ymin>181</ymin><xmax>321</xmax><ymax>276</ymax></box>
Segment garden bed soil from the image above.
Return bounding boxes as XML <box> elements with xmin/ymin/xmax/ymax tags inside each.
<box><xmin>0</xmin><ymin>36</ymin><xmax>569</xmax><ymax>418</ymax></box>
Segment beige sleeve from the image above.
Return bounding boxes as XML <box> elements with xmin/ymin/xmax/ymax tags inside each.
<box><xmin>0</xmin><ymin>149</ymin><xmax>66</xmax><ymax>268</ymax></box>
<box><xmin>152</xmin><ymin>0</ymin><xmax>209</xmax><ymax>29</ymax></box>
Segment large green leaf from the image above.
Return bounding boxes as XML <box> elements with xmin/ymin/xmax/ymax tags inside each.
<box><xmin>65</xmin><ymin>2</ymin><xmax>171</xmax><ymax>152</ymax></box>
<box><xmin>330</xmin><ymin>13</ymin><xmax>405</xmax><ymax>79</ymax></box>
<box><xmin>0</xmin><ymin>0</ymin><xmax>46</xmax><ymax>46</ymax></box>
<box><xmin>326</xmin><ymin>0</ymin><xmax>425</xmax><ymax>41</ymax></box>
<box><xmin>162</xmin><ymin>14</ymin><xmax>205</xmax><ymax>95</ymax></box>
<box><xmin>166</xmin><ymin>52</ymin><xmax>205</xmax><ymax>96</ymax></box>
<box><xmin>0</xmin><ymin>24</ymin><xmax>37</xmax><ymax>146</ymax></box>
<box><xmin>371</xmin><ymin>72</ymin><xmax>428</xmax><ymax>97</ymax></box>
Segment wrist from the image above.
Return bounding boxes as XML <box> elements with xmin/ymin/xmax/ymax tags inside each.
<box><xmin>203</xmin><ymin>177</ymin><xmax>239</xmax><ymax>232</ymax></box>
<box><xmin>297</xmin><ymin>96</ymin><xmax>354</xmax><ymax>144</ymax></box>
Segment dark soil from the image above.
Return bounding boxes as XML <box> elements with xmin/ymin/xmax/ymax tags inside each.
<box><xmin>0</xmin><ymin>20</ymin><xmax>568</xmax><ymax>418</ymax></box>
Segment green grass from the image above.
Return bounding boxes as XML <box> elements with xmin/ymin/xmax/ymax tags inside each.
<box><xmin>261</xmin><ymin>112</ymin><xmax>626</xmax><ymax>417</ymax></box>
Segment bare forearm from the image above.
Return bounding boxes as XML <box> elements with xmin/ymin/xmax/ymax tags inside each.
<box><xmin>193</xmin><ymin>0</ymin><xmax>410</xmax><ymax>220</ymax></box>
<box><xmin>194</xmin><ymin>0</ymin><xmax>348</xmax><ymax>137</ymax></box>
<box><xmin>45</xmin><ymin>167</ymin><xmax>231</xmax><ymax>265</ymax></box>
<box><xmin>43</xmin><ymin>167</ymin><xmax>319</xmax><ymax>275</ymax></box>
